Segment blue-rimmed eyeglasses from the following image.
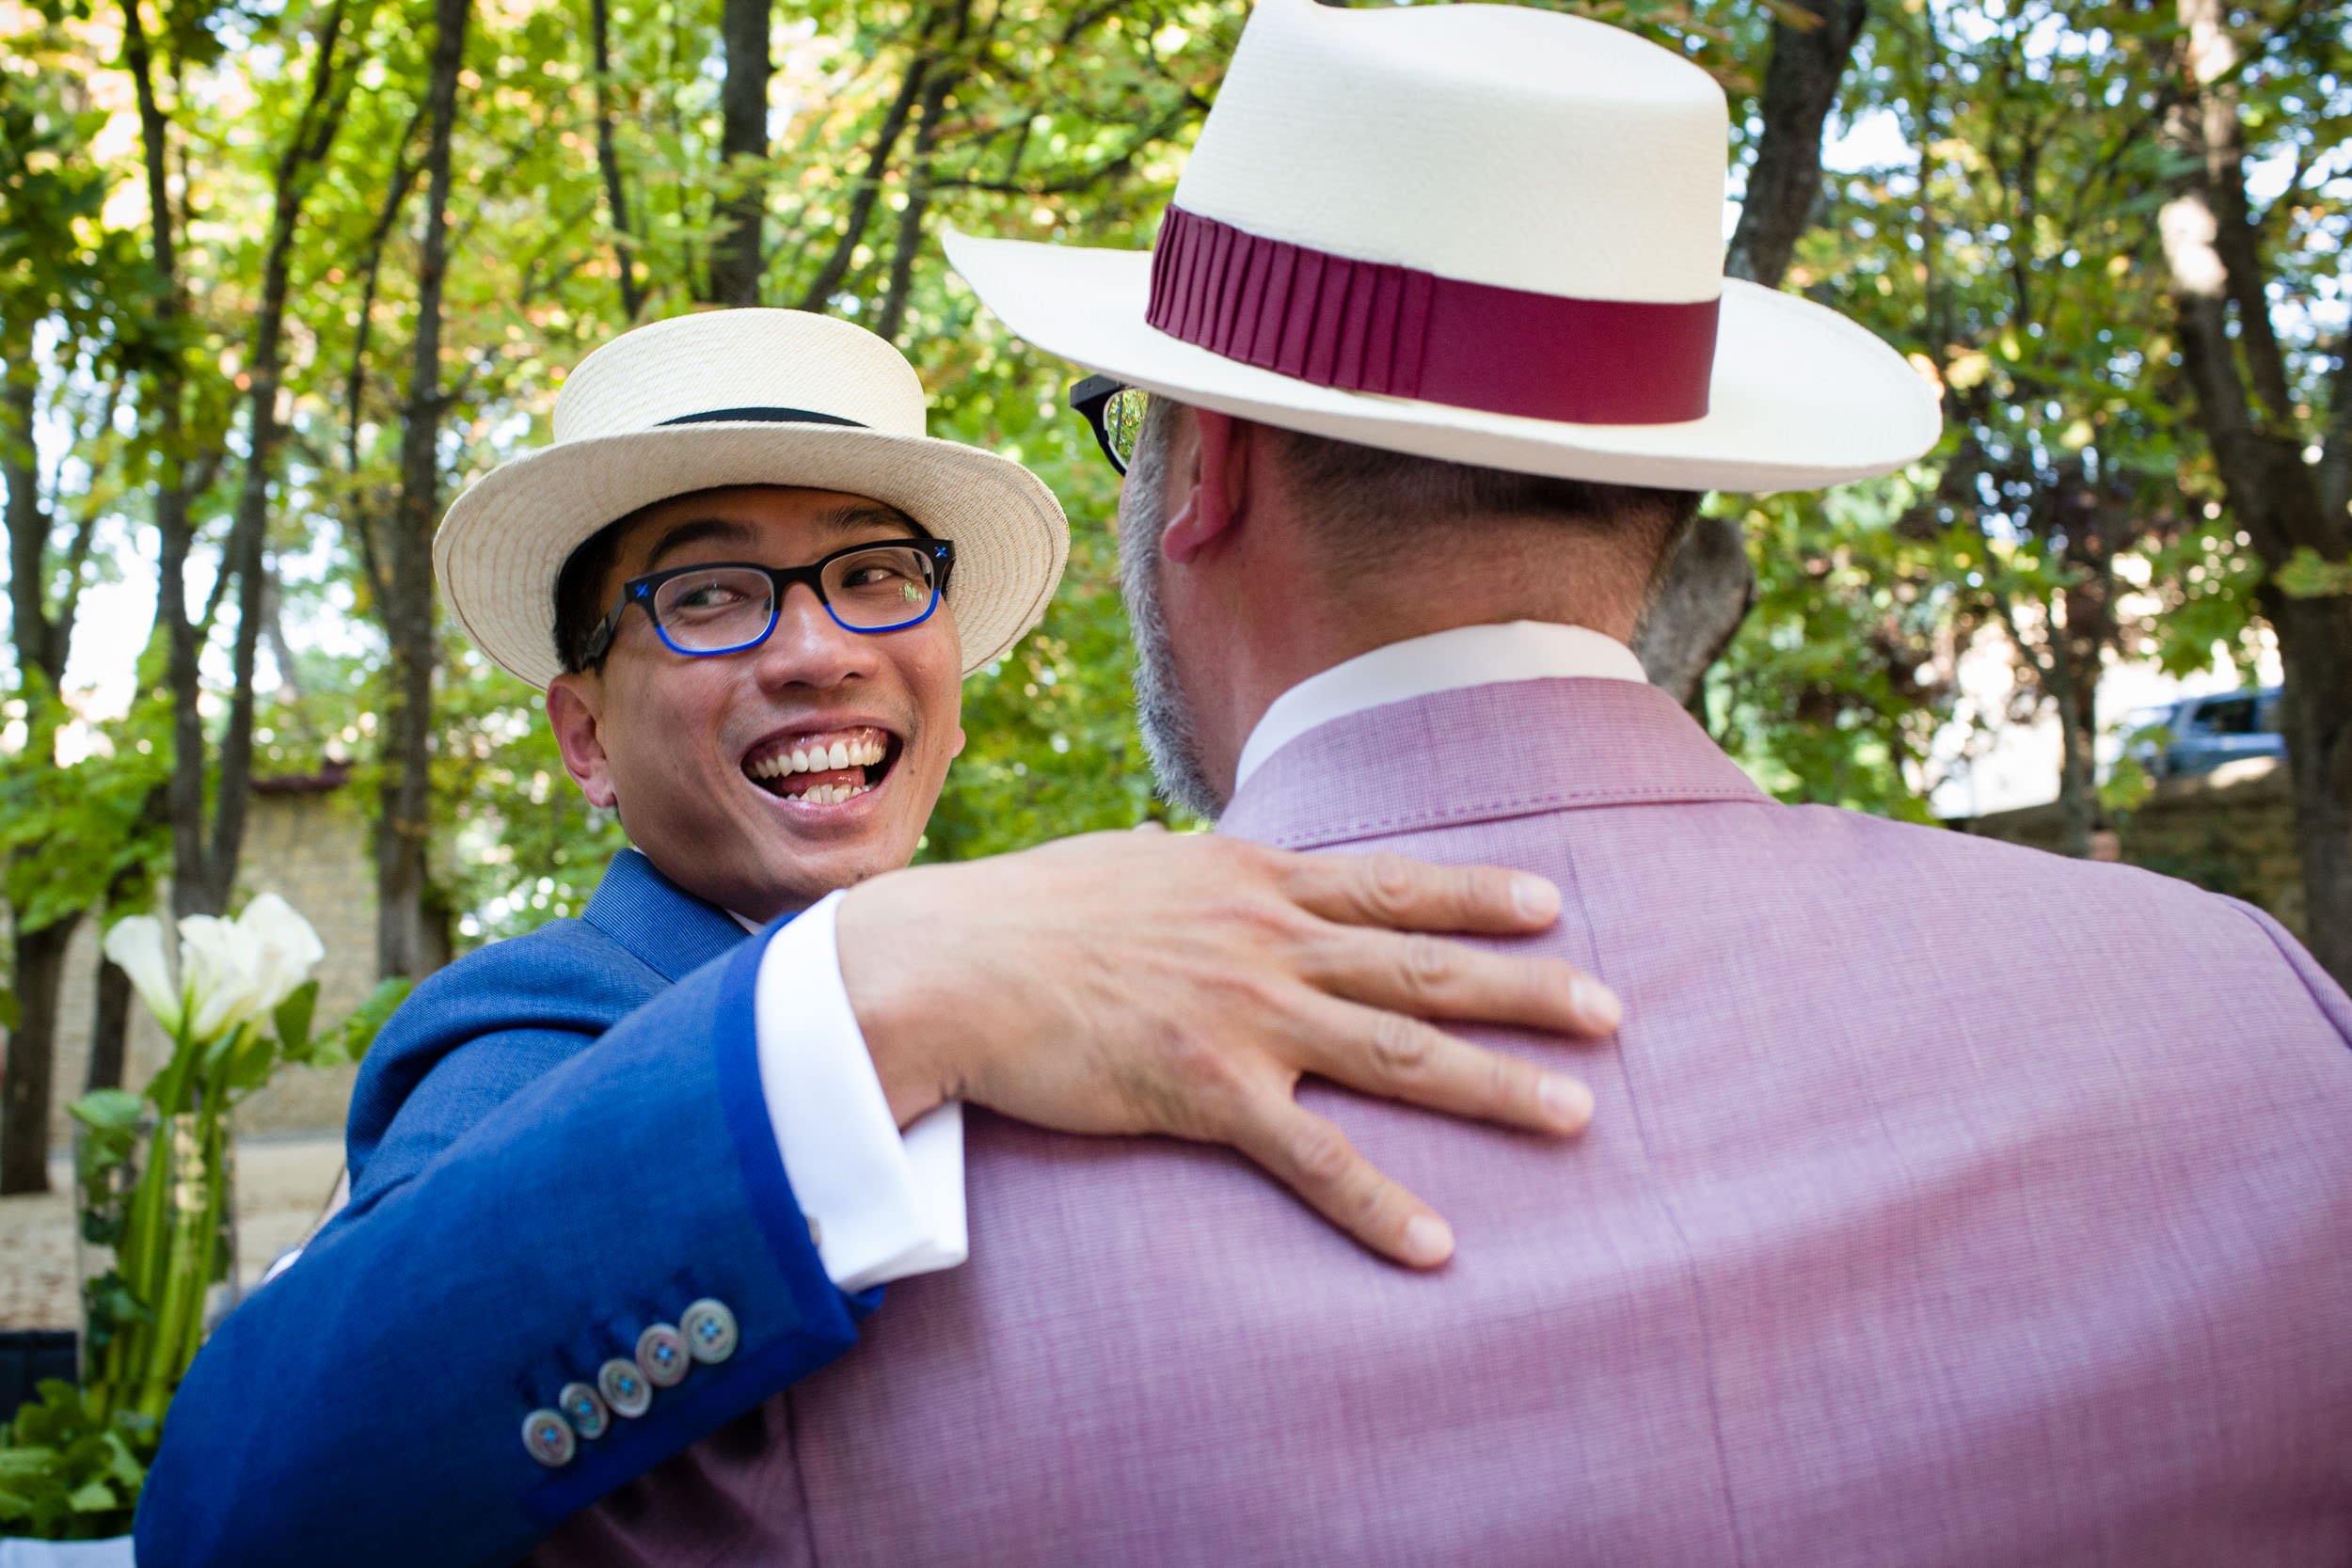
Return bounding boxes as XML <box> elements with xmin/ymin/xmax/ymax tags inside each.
<box><xmin>581</xmin><ymin>538</ymin><xmax>955</xmax><ymax>665</ymax></box>
<box><xmin>1071</xmin><ymin>374</ymin><xmax>1150</xmax><ymax>475</ymax></box>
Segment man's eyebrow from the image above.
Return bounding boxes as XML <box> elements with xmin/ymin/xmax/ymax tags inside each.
<box><xmin>642</xmin><ymin>517</ymin><xmax>754</xmax><ymax>572</ymax></box>
<box><xmin>815</xmin><ymin>502</ymin><xmax>930</xmax><ymax>540</ymax></box>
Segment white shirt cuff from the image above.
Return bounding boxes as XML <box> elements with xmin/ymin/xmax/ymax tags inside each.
<box><xmin>752</xmin><ymin>891</ymin><xmax>968</xmax><ymax>1293</ymax></box>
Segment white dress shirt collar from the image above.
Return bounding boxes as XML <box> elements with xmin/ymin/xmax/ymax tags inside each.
<box><xmin>1232</xmin><ymin>621</ymin><xmax>1647</xmax><ymax>794</ymax></box>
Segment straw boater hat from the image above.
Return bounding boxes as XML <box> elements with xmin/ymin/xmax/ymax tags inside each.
<box><xmin>945</xmin><ymin>0</ymin><xmax>1941</xmax><ymax>493</ymax></box>
<box><xmin>435</xmin><ymin>310</ymin><xmax>1069</xmax><ymax>690</ymax></box>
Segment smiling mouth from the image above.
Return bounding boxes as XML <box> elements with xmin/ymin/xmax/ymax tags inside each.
<box><xmin>741</xmin><ymin>725</ymin><xmax>901</xmax><ymax>805</ymax></box>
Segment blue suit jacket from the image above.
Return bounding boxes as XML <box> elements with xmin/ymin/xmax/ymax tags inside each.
<box><xmin>135</xmin><ymin>850</ymin><xmax>876</xmax><ymax>1566</ymax></box>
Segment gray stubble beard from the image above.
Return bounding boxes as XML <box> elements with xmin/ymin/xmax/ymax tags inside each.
<box><xmin>1117</xmin><ymin>415</ymin><xmax>1229</xmax><ymax>822</ymax></box>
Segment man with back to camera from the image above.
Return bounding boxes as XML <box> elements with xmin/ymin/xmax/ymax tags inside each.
<box><xmin>532</xmin><ymin>3</ymin><xmax>2352</xmax><ymax>1562</ymax></box>
<box><xmin>134</xmin><ymin>308</ymin><xmax>1643</xmax><ymax>1565</ymax></box>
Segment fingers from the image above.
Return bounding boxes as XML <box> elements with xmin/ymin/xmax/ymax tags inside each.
<box><xmin>1228</xmin><ymin>1097</ymin><xmax>1456</xmax><ymax>1268</ymax></box>
<box><xmin>1297</xmin><ymin>996</ymin><xmax>1595</xmax><ymax>1136</ymax></box>
<box><xmin>1301</xmin><ymin>926</ymin><xmax>1621</xmax><ymax>1037</ymax></box>
<box><xmin>1278</xmin><ymin>848</ymin><xmax>1564</xmax><ymax>937</ymax></box>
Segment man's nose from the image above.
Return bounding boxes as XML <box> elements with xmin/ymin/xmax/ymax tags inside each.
<box><xmin>751</xmin><ymin>582</ymin><xmax>878</xmax><ymax>688</ymax></box>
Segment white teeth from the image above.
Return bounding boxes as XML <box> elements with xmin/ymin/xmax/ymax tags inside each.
<box><xmin>748</xmin><ymin>731</ymin><xmax>891</xmax><ymax>782</ymax></box>
<box><xmin>787</xmin><ymin>781</ymin><xmax>874</xmax><ymax>805</ymax></box>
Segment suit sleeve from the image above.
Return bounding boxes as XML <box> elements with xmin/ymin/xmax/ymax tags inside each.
<box><xmin>134</xmin><ymin>923</ymin><xmax>865</xmax><ymax>1568</ymax></box>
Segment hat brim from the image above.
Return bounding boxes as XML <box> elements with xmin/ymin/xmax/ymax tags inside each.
<box><xmin>945</xmin><ymin>230</ymin><xmax>1942</xmax><ymax>495</ymax></box>
<box><xmin>435</xmin><ymin>423</ymin><xmax>1070</xmax><ymax>690</ymax></box>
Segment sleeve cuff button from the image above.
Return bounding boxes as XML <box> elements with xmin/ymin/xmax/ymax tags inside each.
<box><xmin>681</xmin><ymin>1298</ymin><xmax>739</xmax><ymax>1364</ymax></box>
<box><xmin>559</xmin><ymin>1381</ymin><xmax>611</xmax><ymax>1441</ymax></box>
<box><xmin>522</xmin><ymin>1409</ymin><xmax>576</xmax><ymax>1467</ymax></box>
<box><xmin>598</xmin><ymin>1356</ymin><xmax>653</xmax><ymax>1418</ymax></box>
<box><xmin>637</xmin><ymin>1323</ymin><xmax>691</xmax><ymax>1388</ymax></box>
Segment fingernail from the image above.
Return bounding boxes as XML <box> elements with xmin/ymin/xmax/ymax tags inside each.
<box><xmin>1402</xmin><ymin>1214</ymin><xmax>1454</xmax><ymax>1267</ymax></box>
<box><xmin>1540</xmin><ymin>1074</ymin><xmax>1595</xmax><ymax>1133</ymax></box>
<box><xmin>1571</xmin><ymin>977</ymin><xmax>1623</xmax><ymax>1032</ymax></box>
<box><xmin>1511</xmin><ymin>875</ymin><xmax>1560</xmax><ymax>923</ymax></box>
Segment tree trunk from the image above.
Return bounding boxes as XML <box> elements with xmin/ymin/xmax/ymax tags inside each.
<box><xmin>0</xmin><ymin>321</ymin><xmax>72</xmax><ymax>1196</ymax></box>
<box><xmin>1631</xmin><ymin>508</ymin><xmax>1754</xmax><ymax>704</ymax></box>
<box><xmin>587</xmin><ymin>0</ymin><xmax>644</xmax><ymax>321</ymax></box>
<box><xmin>88</xmin><ymin>945</ymin><xmax>133</xmax><ymax>1096</ymax></box>
<box><xmin>119</xmin><ymin>0</ymin><xmax>213</xmax><ymax>927</ymax></box>
<box><xmin>708</xmin><ymin>0</ymin><xmax>771</xmax><ymax>306</ymax></box>
<box><xmin>1724</xmin><ymin>0</ymin><xmax>1868</xmax><ymax>294</ymax></box>
<box><xmin>2047</xmin><ymin>628</ymin><xmax>2099</xmax><ymax>861</ymax></box>
<box><xmin>1</xmin><ymin>916</ymin><xmax>78</xmax><ymax>1194</ymax></box>
<box><xmin>4</xmin><ymin>356</ymin><xmax>61</xmax><ymax>692</ymax></box>
<box><xmin>2162</xmin><ymin>0</ymin><xmax>2352</xmax><ymax>987</ymax></box>
<box><xmin>379</xmin><ymin>0</ymin><xmax>468</xmax><ymax>982</ymax></box>
<box><xmin>201</xmin><ymin>0</ymin><xmax>361</xmax><ymax>916</ymax></box>
<box><xmin>1633</xmin><ymin>0</ymin><xmax>1869</xmax><ymax>704</ymax></box>
<box><xmin>2037</xmin><ymin>457</ymin><xmax>2119</xmax><ymax>860</ymax></box>
<box><xmin>88</xmin><ymin>783</ymin><xmax>170</xmax><ymax>1097</ymax></box>
<box><xmin>2268</xmin><ymin>587</ymin><xmax>2352</xmax><ymax>984</ymax></box>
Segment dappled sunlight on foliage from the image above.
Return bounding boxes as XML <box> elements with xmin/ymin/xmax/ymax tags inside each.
<box><xmin>1</xmin><ymin>0</ymin><xmax>2346</xmax><ymax>995</ymax></box>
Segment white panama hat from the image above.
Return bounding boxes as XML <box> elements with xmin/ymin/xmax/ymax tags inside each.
<box><xmin>435</xmin><ymin>309</ymin><xmax>1070</xmax><ymax>690</ymax></box>
<box><xmin>946</xmin><ymin>0</ymin><xmax>1942</xmax><ymax>494</ymax></box>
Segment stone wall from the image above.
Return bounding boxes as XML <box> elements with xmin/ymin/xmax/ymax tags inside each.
<box><xmin>45</xmin><ymin>782</ymin><xmax>378</xmax><ymax>1150</ymax></box>
<box><xmin>1951</xmin><ymin>757</ymin><xmax>2306</xmax><ymax>938</ymax></box>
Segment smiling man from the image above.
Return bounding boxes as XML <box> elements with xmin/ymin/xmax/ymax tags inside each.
<box><xmin>545</xmin><ymin>490</ymin><xmax>964</xmax><ymax>915</ymax></box>
<box><xmin>134</xmin><ymin>309</ymin><xmax>1629</xmax><ymax>1566</ymax></box>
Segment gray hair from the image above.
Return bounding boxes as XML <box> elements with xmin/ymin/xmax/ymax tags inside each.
<box><xmin>1117</xmin><ymin>401</ymin><xmax>1227</xmax><ymax>819</ymax></box>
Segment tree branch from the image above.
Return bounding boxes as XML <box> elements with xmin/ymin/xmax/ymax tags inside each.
<box><xmin>53</xmin><ymin>502</ymin><xmax>100</xmax><ymax>662</ymax></box>
<box><xmin>933</xmin><ymin>103</ymin><xmax>1190</xmax><ymax>197</ymax></box>
<box><xmin>796</xmin><ymin>11</ymin><xmax>945</xmax><ymax>312</ymax></box>
<box><xmin>879</xmin><ymin>0</ymin><xmax>979</xmax><ymax>341</ymax></box>
<box><xmin>344</xmin><ymin>103</ymin><xmax>427</xmax><ymax>474</ymax></box>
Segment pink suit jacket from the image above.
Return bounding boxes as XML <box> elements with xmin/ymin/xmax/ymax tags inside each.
<box><xmin>542</xmin><ymin>678</ymin><xmax>2352</xmax><ymax>1566</ymax></box>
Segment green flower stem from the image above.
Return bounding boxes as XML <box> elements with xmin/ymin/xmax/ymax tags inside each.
<box><xmin>108</xmin><ymin>1126</ymin><xmax>173</xmax><ymax>1415</ymax></box>
<box><xmin>135</xmin><ymin>1095</ymin><xmax>230</xmax><ymax>1421</ymax></box>
<box><xmin>96</xmin><ymin>1019</ymin><xmax>244</xmax><ymax>1420</ymax></box>
<box><xmin>91</xmin><ymin>1102</ymin><xmax>177</xmax><ymax>1417</ymax></box>
<box><xmin>180</xmin><ymin>1104</ymin><xmax>232</xmax><ymax>1368</ymax></box>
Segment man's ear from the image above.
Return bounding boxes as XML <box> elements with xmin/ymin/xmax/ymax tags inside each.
<box><xmin>1161</xmin><ymin>409</ymin><xmax>1253</xmax><ymax>565</ymax></box>
<box><xmin>547</xmin><ymin>673</ymin><xmax>618</xmax><ymax>810</ymax></box>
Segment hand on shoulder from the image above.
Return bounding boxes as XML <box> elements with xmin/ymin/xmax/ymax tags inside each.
<box><xmin>838</xmin><ymin>829</ymin><xmax>1619</xmax><ymax>1269</ymax></box>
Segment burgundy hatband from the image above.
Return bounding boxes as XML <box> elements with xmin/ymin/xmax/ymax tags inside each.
<box><xmin>1145</xmin><ymin>205</ymin><xmax>1720</xmax><ymax>426</ymax></box>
